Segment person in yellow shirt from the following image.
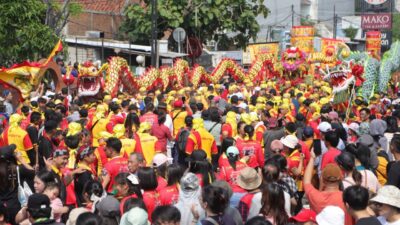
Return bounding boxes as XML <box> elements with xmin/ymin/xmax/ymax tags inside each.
<box><xmin>171</xmin><ymin>99</ymin><xmax>193</xmax><ymax>136</ymax></box>
<box><xmin>193</xmin><ymin>118</ymin><xmax>218</xmax><ymax>161</ymax></box>
<box><xmin>137</xmin><ymin>122</ymin><xmax>158</xmax><ymax>166</ymax></box>
<box><xmin>88</xmin><ymin>105</ymin><xmax>111</xmax><ymax>147</ymax></box>
<box><xmin>1</xmin><ymin>114</ymin><xmax>33</xmax><ymax>166</ymax></box>
<box><xmin>113</xmin><ymin>124</ymin><xmax>138</xmax><ymax>158</ymax></box>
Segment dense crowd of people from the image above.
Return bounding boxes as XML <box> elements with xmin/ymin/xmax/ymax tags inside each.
<box><xmin>0</xmin><ymin>75</ymin><xmax>400</xmax><ymax>225</ymax></box>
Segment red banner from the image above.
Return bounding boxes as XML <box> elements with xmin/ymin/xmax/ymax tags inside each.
<box><xmin>366</xmin><ymin>31</ymin><xmax>381</xmax><ymax>58</ymax></box>
<box><xmin>361</xmin><ymin>13</ymin><xmax>392</xmax><ymax>29</ymax></box>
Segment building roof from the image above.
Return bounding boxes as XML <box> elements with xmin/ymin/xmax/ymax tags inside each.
<box><xmin>70</xmin><ymin>0</ymin><xmax>140</xmax><ymax>14</ymax></box>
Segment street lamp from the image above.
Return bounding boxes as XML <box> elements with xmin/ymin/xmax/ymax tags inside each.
<box><xmin>151</xmin><ymin>0</ymin><xmax>158</xmax><ymax>67</ymax></box>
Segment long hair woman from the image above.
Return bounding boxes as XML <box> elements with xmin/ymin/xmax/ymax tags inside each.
<box><xmin>137</xmin><ymin>167</ymin><xmax>159</xmax><ymax>221</ymax></box>
<box><xmin>124</xmin><ymin>112</ymin><xmax>141</xmax><ymax>139</ymax></box>
<box><xmin>259</xmin><ymin>183</ymin><xmax>289</xmax><ymax>225</ymax></box>
<box><xmin>158</xmin><ymin>164</ymin><xmax>184</xmax><ymax>205</ymax></box>
<box><xmin>114</xmin><ymin>172</ymin><xmax>142</xmax><ymax>214</ymax></box>
<box><xmin>188</xmin><ymin>149</ymin><xmax>215</xmax><ymax>187</ymax></box>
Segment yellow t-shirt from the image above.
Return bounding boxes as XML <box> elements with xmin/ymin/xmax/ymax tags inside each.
<box><xmin>120</xmin><ymin>138</ymin><xmax>137</xmax><ymax>157</ymax></box>
<box><xmin>5</xmin><ymin>126</ymin><xmax>32</xmax><ymax>164</ymax></box>
<box><xmin>197</xmin><ymin>128</ymin><xmax>215</xmax><ymax>159</ymax></box>
<box><xmin>138</xmin><ymin>133</ymin><xmax>157</xmax><ymax>166</ymax></box>
<box><xmin>172</xmin><ymin>110</ymin><xmax>188</xmax><ymax>135</ymax></box>
<box><xmin>91</xmin><ymin>118</ymin><xmax>109</xmax><ymax>147</ymax></box>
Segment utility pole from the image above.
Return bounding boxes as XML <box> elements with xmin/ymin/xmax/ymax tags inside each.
<box><xmin>333</xmin><ymin>5</ymin><xmax>337</xmax><ymax>39</ymax></box>
<box><xmin>291</xmin><ymin>4</ymin><xmax>294</xmax><ymax>27</ymax></box>
<box><xmin>151</xmin><ymin>0</ymin><xmax>158</xmax><ymax>67</ymax></box>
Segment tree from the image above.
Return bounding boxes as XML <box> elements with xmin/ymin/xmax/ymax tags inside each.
<box><xmin>119</xmin><ymin>0</ymin><xmax>269</xmax><ymax>50</ymax></box>
<box><xmin>343</xmin><ymin>26</ymin><xmax>358</xmax><ymax>40</ymax></box>
<box><xmin>44</xmin><ymin>0</ymin><xmax>82</xmax><ymax>36</ymax></box>
<box><xmin>0</xmin><ymin>0</ymin><xmax>80</xmax><ymax>67</ymax></box>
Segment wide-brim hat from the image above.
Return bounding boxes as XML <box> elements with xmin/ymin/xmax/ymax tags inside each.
<box><xmin>370</xmin><ymin>185</ymin><xmax>400</xmax><ymax>208</ymax></box>
<box><xmin>237</xmin><ymin>167</ymin><xmax>262</xmax><ymax>190</ymax></box>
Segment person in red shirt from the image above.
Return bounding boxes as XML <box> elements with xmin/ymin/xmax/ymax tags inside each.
<box><xmin>140</xmin><ymin>103</ymin><xmax>158</xmax><ymax>127</ymax></box>
<box><xmin>152</xmin><ymin>153</ymin><xmax>169</xmax><ymax>192</ymax></box>
<box><xmin>218</xmin><ymin>146</ymin><xmax>247</xmax><ymax>194</ymax></box>
<box><xmin>188</xmin><ymin>149</ymin><xmax>215</xmax><ymax>187</ymax></box>
<box><xmin>102</xmin><ymin>137</ymin><xmax>128</xmax><ymax>193</ymax></box>
<box><xmin>137</xmin><ymin>167</ymin><xmax>160</xmax><ymax>222</ymax></box>
<box><xmin>151</xmin><ymin>113</ymin><xmax>173</xmax><ymax>153</ymax></box>
<box><xmin>320</xmin><ymin>130</ymin><xmax>341</xmax><ymax>170</ymax></box>
<box><xmin>158</xmin><ymin>164</ymin><xmax>183</xmax><ymax>205</ymax></box>
<box><xmin>236</xmin><ymin>125</ymin><xmax>264</xmax><ymax>168</ymax></box>
<box><xmin>114</xmin><ymin>172</ymin><xmax>143</xmax><ymax>214</ymax></box>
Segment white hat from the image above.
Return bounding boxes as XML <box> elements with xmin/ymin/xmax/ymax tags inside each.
<box><xmin>370</xmin><ymin>185</ymin><xmax>400</xmax><ymax>208</ymax></box>
<box><xmin>316</xmin><ymin>206</ymin><xmax>344</xmax><ymax>225</ymax></box>
<box><xmin>152</xmin><ymin>153</ymin><xmax>170</xmax><ymax>167</ymax></box>
<box><xmin>255</xmin><ymin>87</ymin><xmax>261</xmax><ymax>91</ymax></box>
<box><xmin>238</xmin><ymin>102</ymin><xmax>247</xmax><ymax>110</ymax></box>
<box><xmin>280</xmin><ymin>135</ymin><xmax>299</xmax><ymax>149</ymax></box>
<box><xmin>120</xmin><ymin>207</ymin><xmax>149</xmax><ymax>225</ymax></box>
<box><xmin>318</xmin><ymin>122</ymin><xmax>332</xmax><ymax>133</ymax></box>
<box><xmin>348</xmin><ymin>122</ymin><xmax>360</xmax><ymax>135</ymax></box>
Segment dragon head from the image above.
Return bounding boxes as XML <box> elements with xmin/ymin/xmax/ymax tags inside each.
<box><xmin>77</xmin><ymin>61</ymin><xmax>102</xmax><ymax>96</ymax></box>
<box><xmin>281</xmin><ymin>47</ymin><xmax>306</xmax><ymax>73</ymax></box>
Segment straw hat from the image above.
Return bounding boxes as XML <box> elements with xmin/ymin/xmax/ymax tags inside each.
<box><xmin>236</xmin><ymin>167</ymin><xmax>262</xmax><ymax>190</ymax></box>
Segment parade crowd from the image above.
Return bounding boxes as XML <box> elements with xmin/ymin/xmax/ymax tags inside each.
<box><xmin>0</xmin><ymin>74</ymin><xmax>400</xmax><ymax>225</ymax></box>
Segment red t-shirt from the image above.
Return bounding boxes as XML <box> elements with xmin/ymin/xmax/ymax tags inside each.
<box><xmin>236</xmin><ymin>140</ymin><xmax>264</xmax><ymax>168</ymax></box>
<box><xmin>156</xmin><ymin>176</ymin><xmax>167</xmax><ymax>192</ymax></box>
<box><xmin>140</xmin><ymin>113</ymin><xmax>158</xmax><ymax>127</ymax></box>
<box><xmin>218</xmin><ymin>157</ymin><xmax>247</xmax><ymax>193</ymax></box>
<box><xmin>104</xmin><ymin>156</ymin><xmax>128</xmax><ymax>192</ymax></box>
<box><xmin>142</xmin><ymin>190</ymin><xmax>159</xmax><ymax>222</ymax></box>
<box><xmin>151</xmin><ymin>123</ymin><xmax>172</xmax><ymax>152</ymax></box>
<box><xmin>158</xmin><ymin>185</ymin><xmax>179</xmax><ymax>205</ymax></box>
<box><xmin>320</xmin><ymin>147</ymin><xmax>341</xmax><ymax>170</ymax></box>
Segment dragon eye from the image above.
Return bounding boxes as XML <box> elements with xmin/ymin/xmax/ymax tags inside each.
<box><xmin>92</xmin><ymin>68</ymin><xmax>96</xmax><ymax>72</ymax></box>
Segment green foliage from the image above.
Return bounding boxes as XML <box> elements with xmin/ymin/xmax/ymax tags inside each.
<box><xmin>343</xmin><ymin>26</ymin><xmax>358</xmax><ymax>40</ymax></box>
<box><xmin>0</xmin><ymin>0</ymin><xmax>60</xmax><ymax>67</ymax></box>
<box><xmin>393</xmin><ymin>14</ymin><xmax>400</xmax><ymax>42</ymax></box>
<box><xmin>119</xmin><ymin>0</ymin><xmax>269</xmax><ymax>49</ymax></box>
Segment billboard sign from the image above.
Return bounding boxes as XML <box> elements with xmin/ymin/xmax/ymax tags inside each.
<box><xmin>364</xmin><ymin>0</ymin><xmax>388</xmax><ymax>5</ymax></box>
<box><xmin>361</xmin><ymin>13</ymin><xmax>392</xmax><ymax>29</ymax></box>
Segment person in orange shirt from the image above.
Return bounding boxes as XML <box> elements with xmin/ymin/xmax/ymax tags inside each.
<box><xmin>1</xmin><ymin>114</ymin><xmax>33</xmax><ymax>167</ymax></box>
<box><xmin>137</xmin><ymin>122</ymin><xmax>158</xmax><ymax>166</ymax></box>
<box><xmin>171</xmin><ymin>99</ymin><xmax>193</xmax><ymax>136</ymax></box>
<box><xmin>101</xmin><ymin>137</ymin><xmax>128</xmax><ymax>193</ymax></box>
<box><xmin>279</xmin><ymin>104</ymin><xmax>295</xmax><ymax>124</ymax></box>
<box><xmin>192</xmin><ymin>118</ymin><xmax>218</xmax><ymax>160</ymax></box>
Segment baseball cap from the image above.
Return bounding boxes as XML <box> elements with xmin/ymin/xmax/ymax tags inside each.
<box><xmin>280</xmin><ymin>135</ymin><xmax>299</xmax><ymax>149</ymax></box>
<box><xmin>180</xmin><ymin>172</ymin><xmax>199</xmax><ymax>191</ymax></box>
<box><xmin>255</xmin><ymin>87</ymin><xmax>261</xmax><ymax>91</ymax></box>
<box><xmin>318</xmin><ymin>122</ymin><xmax>332</xmax><ymax>133</ymax></box>
<box><xmin>120</xmin><ymin>207</ymin><xmax>149</xmax><ymax>225</ymax></box>
<box><xmin>173</xmin><ymin>100</ymin><xmax>183</xmax><ymax>108</ymax></box>
<box><xmin>290</xmin><ymin>208</ymin><xmax>317</xmax><ymax>223</ymax></box>
<box><xmin>226</xmin><ymin>146</ymin><xmax>239</xmax><ymax>156</ymax></box>
<box><xmin>96</xmin><ymin>196</ymin><xmax>120</xmax><ymax>217</ymax></box>
<box><xmin>27</xmin><ymin>193</ymin><xmax>50</xmax><ymax>210</ymax></box>
<box><xmin>321</xmin><ymin>164</ymin><xmax>342</xmax><ymax>182</ymax></box>
<box><xmin>348</xmin><ymin>122</ymin><xmax>360</xmax><ymax>135</ymax></box>
<box><xmin>152</xmin><ymin>153</ymin><xmax>169</xmax><ymax>167</ymax></box>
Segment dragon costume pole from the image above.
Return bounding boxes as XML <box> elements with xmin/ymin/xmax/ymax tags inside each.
<box><xmin>345</xmin><ymin>84</ymin><xmax>356</xmax><ymax>123</ymax></box>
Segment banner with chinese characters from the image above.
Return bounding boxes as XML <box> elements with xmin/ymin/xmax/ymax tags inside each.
<box><xmin>291</xmin><ymin>26</ymin><xmax>315</xmax><ymax>53</ymax></box>
<box><xmin>244</xmin><ymin>43</ymin><xmax>280</xmax><ymax>64</ymax></box>
<box><xmin>321</xmin><ymin>38</ymin><xmax>344</xmax><ymax>53</ymax></box>
<box><xmin>366</xmin><ymin>31</ymin><xmax>381</xmax><ymax>58</ymax></box>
